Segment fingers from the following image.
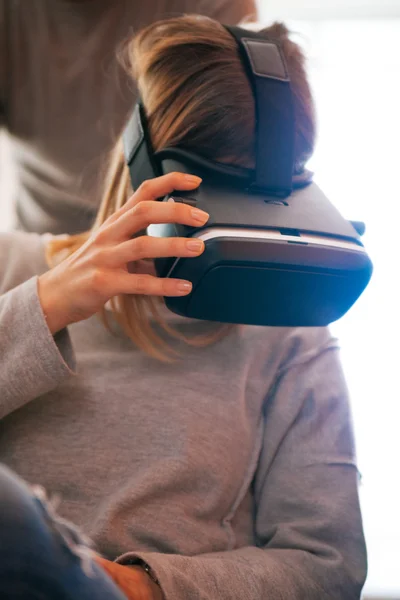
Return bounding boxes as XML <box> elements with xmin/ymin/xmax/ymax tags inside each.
<box><xmin>86</xmin><ymin>172</ymin><xmax>209</xmax><ymax>300</ymax></box>
<box><xmin>106</xmin><ymin>199</ymin><xmax>209</xmax><ymax>242</ymax></box>
<box><xmin>109</xmin><ymin>235</ymin><xmax>205</xmax><ymax>265</ymax></box>
<box><xmin>116</xmin><ymin>272</ymin><xmax>193</xmax><ymax>297</ymax></box>
<box><xmin>106</xmin><ymin>171</ymin><xmax>202</xmax><ymax>226</ymax></box>
<box><xmin>127</xmin><ymin>171</ymin><xmax>202</xmax><ymax>208</ymax></box>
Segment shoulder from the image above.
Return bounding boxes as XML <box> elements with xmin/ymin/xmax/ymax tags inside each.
<box><xmin>234</xmin><ymin>324</ymin><xmax>339</xmax><ymax>380</ymax></box>
<box><xmin>240</xmin><ymin>324</ymin><xmax>337</xmax><ymax>361</ymax></box>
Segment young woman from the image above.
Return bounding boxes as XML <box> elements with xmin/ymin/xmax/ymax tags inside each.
<box><xmin>0</xmin><ymin>16</ymin><xmax>367</xmax><ymax>600</ymax></box>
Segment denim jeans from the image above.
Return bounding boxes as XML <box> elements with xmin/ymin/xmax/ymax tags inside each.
<box><xmin>0</xmin><ymin>464</ymin><xmax>128</xmax><ymax>599</ymax></box>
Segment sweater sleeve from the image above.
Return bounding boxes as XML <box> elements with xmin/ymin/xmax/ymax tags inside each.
<box><xmin>116</xmin><ymin>333</ymin><xmax>367</xmax><ymax>600</ymax></box>
<box><xmin>0</xmin><ymin>232</ymin><xmax>76</xmax><ymax>419</ymax></box>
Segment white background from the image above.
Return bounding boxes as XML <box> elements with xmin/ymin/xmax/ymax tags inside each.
<box><xmin>258</xmin><ymin>0</ymin><xmax>400</xmax><ymax>19</ymax></box>
<box><xmin>1</xmin><ymin>3</ymin><xmax>400</xmax><ymax>599</ymax></box>
<box><xmin>293</xmin><ymin>19</ymin><xmax>400</xmax><ymax>599</ymax></box>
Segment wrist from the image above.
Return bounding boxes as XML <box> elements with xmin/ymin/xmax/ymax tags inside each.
<box><xmin>127</xmin><ymin>566</ymin><xmax>164</xmax><ymax>600</ymax></box>
<box><xmin>128</xmin><ymin>564</ymin><xmax>164</xmax><ymax>600</ymax></box>
<box><xmin>37</xmin><ymin>273</ymin><xmax>71</xmax><ymax>335</ymax></box>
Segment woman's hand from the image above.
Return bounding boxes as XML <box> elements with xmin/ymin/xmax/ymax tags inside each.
<box><xmin>38</xmin><ymin>172</ymin><xmax>208</xmax><ymax>334</ymax></box>
<box><xmin>96</xmin><ymin>556</ymin><xmax>164</xmax><ymax>600</ymax></box>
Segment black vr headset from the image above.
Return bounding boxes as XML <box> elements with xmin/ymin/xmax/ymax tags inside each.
<box><xmin>122</xmin><ymin>25</ymin><xmax>373</xmax><ymax>327</ymax></box>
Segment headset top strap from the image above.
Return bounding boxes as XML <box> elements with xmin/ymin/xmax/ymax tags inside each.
<box><xmin>225</xmin><ymin>26</ymin><xmax>295</xmax><ymax>197</ymax></box>
<box><xmin>123</xmin><ymin>26</ymin><xmax>298</xmax><ymax>198</ymax></box>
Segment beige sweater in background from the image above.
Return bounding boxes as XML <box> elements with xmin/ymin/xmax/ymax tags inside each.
<box><xmin>0</xmin><ymin>0</ymin><xmax>256</xmax><ymax>234</ymax></box>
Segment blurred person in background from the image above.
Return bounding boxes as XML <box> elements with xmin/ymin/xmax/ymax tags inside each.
<box><xmin>0</xmin><ymin>0</ymin><xmax>256</xmax><ymax>234</ymax></box>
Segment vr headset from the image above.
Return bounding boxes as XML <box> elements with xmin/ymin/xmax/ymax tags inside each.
<box><xmin>122</xmin><ymin>25</ymin><xmax>373</xmax><ymax>327</ymax></box>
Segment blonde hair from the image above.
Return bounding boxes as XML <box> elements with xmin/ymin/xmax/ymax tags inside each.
<box><xmin>46</xmin><ymin>16</ymin><xmax>316</xmax><ymax>360</ymax></box>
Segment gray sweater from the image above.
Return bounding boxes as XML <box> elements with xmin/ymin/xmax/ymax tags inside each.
<box><xmin>0</xmin><ymin>231</ymin><xmax>367</xmax><ymax>599</ymax></box>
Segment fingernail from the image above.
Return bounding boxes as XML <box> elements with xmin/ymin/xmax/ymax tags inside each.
<box><xmin>186</xmin><ymin>239</ymin><xmax>203</xmax><ymax>252</ymax></box>
<box><xmin>191</xmin><ymin>208</ymin><xmax>209</xmax><ymax>223</ymax></box>
<box><xmin>184</xmin><ymin>174</ymin><xmax>202</xmax><ymax>184</ymax></box>
<box><xmin>177</xmin><ymin>281</ymin><xmax>192</xmax><ymax>294</ymax></box>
